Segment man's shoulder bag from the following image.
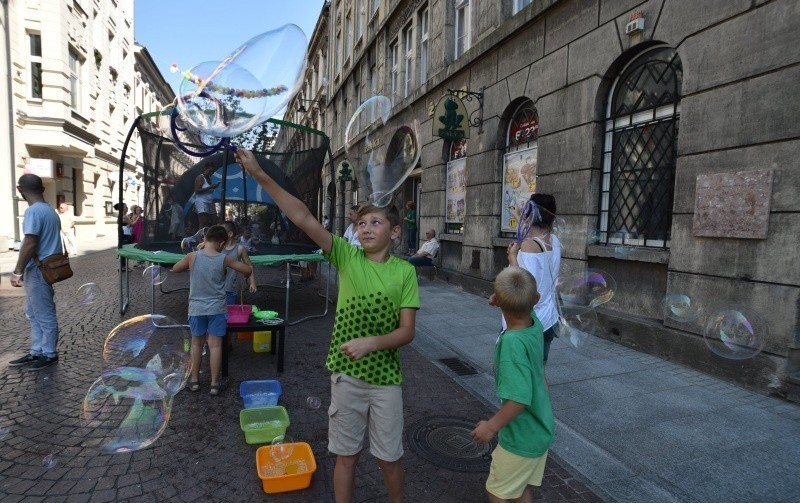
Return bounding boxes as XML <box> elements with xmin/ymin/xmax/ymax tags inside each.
<box><xmin>34</xmin><ymin>240</ymin><xmax>73</xmax><ymax>285</ymax></box>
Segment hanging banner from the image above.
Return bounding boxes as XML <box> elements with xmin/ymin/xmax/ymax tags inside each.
<box><xmin>446</xmin><ymin>158</ymin><xmax>467</xmax><ymax>224</ymax></box>
<box><xmin>433</xmin><ymin>95</ymin><xmax>470</xmax><ymax>141</ymax></box>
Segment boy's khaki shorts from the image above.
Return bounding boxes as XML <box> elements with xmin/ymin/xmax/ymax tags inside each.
<box><xmin>327</xmin><ymin>372</ymin><xmax>403</xmax><ymax>462</ymax></box>
<box><xmin>486</xmin><ymin>444</ymin><xmax>548</xmax><ymax>500</ymax></box>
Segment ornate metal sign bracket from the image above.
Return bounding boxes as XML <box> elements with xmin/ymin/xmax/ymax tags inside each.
<box><xmin>447</xmin><ymin>87</ymin><xmax>485</xmax><ymax>133</ymax></box>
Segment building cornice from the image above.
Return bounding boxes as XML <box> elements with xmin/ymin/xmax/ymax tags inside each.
<box><xmin>20</xmin><ymin>115</ymin><xmax>99</xmax><ymax>148</ymax></box>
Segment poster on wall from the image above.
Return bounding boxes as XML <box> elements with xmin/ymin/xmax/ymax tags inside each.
<box><xmin>446</xmin><ymin>158</ymin><xmax>467</xmax><ymax>224</ymax></box>
<box><xmin>501</xmin><ymin>147</ymin><xmax>537</xmax><ymax>232</ymax></box>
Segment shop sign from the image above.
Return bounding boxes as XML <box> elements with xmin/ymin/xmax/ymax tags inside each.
<box><xmin>433</xmin><ymin>95</ymin><xmax>470</xmax><ymax>141</ymax></box>
<box><xmin>26</xmin><ymin>158</ymin><xmax>54</xmax><ymax>178</ymax></box>
<box><xmin>509</xmin><ymin>113</ymin><xmax>539</xmax><ymax>146</ymax></box>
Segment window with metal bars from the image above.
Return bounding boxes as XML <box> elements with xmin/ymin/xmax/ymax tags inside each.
<box><xmin>599</xmin><ymin>46</ymin><xmax>682</xmax><ymax>250</ymax></box>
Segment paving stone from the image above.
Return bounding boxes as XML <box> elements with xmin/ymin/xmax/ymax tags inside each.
<box><xmin>0</xmin><ymin>250</ymin><xmax>596</xmax><ymax>501</ymax></box>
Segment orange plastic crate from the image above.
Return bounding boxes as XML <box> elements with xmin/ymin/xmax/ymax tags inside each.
<box><xmin>256</xmin><ymin>442</ymin><xmax>317</xmax><ymax>494</ymax></box>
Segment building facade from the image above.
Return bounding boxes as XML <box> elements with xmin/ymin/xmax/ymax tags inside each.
<box><xmin>319</xmin><ymin>0</ymin><xmax>800</xmax><ymax>399</ymax></box>
<box><xmin>0</xmin><ymin>0</ymin><xmax>173</xmax><ymax>249</ymax></box>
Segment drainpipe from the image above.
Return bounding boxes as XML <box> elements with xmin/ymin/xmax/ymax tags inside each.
<box><xmin>1</xmin><ymin>0</ymin><xmax>20</xmax><ymax>243</ymax></box>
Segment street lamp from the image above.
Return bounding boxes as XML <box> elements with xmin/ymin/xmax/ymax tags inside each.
<box><xmin>297</xmin><ymin>98</ymin><xmax>325</xmax><ymax>113</ymax></box>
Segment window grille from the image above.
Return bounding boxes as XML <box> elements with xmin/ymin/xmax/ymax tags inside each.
<box><xmin>599</xmin><ymin>47</ymin><xmax>682</xmax><ymax>249</ymax></box>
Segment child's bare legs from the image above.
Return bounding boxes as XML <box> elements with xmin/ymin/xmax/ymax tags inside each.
<box><xmin>334</xmin><ymin>453</ymin><xmax>359</xmax><ymax>503</ymax></box>
<box><xmin>190</xmin><ymin>335</ymin><xmax>204</xmax><ymax>383</ymax></box>
<box><xmin>488</xmin><ymin>485</ymin><xmax>533</xmax><ymax>503</ymax></box>
<box><xmin>377</xmin><ymin>458</ymin><xmax>404</xmax><ymax>503</ymax></box>
<box><xmin>207</xmin><ymin>335</ymin><xmax>223</xmax><ymax>387</ymax></box>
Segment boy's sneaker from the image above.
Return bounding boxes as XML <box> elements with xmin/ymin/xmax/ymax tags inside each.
<box><xmin>9</xmin><ymin>354</ymin><xmax>39</xmax><ymax>367</ymax></box>
<box><xmin>29</xmin><ymin>356</ymin><xmax>58</xmax><ymax>371</ymax></box>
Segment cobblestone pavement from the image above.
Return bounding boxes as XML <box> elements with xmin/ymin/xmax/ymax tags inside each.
<box><xmin>0</xmin><ymin>249</ymin><xmax>601</xmax><ymax>502</ymax></box>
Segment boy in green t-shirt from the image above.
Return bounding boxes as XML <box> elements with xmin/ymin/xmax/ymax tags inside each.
<box><xmin>472</xmin><ymin>266</ymin><xmax>555</xmax><ymax>502</ymax></box>
<box><xmin>235</xmin><ymin>149</ymin><xmax>420</xmax><ymax>503</ymax></box>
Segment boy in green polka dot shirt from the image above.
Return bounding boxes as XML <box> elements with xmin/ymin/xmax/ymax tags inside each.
<box><xmin>236</xmin><ymin>149</ymin><xmax>420</xmax><ymax>503</ymax></box>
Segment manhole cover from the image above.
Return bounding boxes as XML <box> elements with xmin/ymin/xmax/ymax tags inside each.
<box><xmin>406</xmin><ymin>416</ymin><xmax>496</xmax><ymax>472</ymax></box>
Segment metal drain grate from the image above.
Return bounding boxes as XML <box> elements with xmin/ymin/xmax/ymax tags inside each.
<box><xmin>406</xmin><ymin>416</ymin><xmax>496</xmax><ymax>472</ymax></box>
<box><xmin>438</xmin><ymin>357</ymin><xmax>478</xmax><ymax>376</ymax></box>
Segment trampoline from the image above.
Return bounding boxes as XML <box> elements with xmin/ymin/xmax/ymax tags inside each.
<box><xmin>116</xmin><ymin>111</ymin><xmax>335</xmax><ymax>328</ymax></box>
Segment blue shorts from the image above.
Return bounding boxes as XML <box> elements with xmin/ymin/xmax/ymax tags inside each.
<box><xmin>189</xmin><ymin>313</ymin><xmax>227</xmax><ymax>337</ymax></box>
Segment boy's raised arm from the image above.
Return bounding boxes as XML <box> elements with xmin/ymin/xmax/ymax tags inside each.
<box><xmin>235</xmin><ymin>149</ymin><xmax>332</xmax><ymax>253</ymax></box>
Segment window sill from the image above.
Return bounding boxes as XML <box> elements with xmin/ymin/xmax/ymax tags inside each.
<box><xmin>71</xmin><ymin>110</ymin><xmax>90</xmax><ymax>124</ymax></box>
<box><xmin>492</xmin><ymin>236</ymin><xmax>514</xmax><ymax>248</ymax></box>
<box><xmin>587</xmin><ymin>244</ymin><xmax>670</xmax><ymax>264</ymax></box>
<box><xmin>440</xmin><ymin>233</ymin><xmax>464</xmax><ymax>243</ymax></box>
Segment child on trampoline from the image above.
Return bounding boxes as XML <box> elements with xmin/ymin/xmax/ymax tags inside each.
<box><xmin>471</xmin><ymin>266</ymin><xmax>554</xmax><ymax>502</ymax></box>
<box><xmin>235</xmin><ymin>148</ymin><xmax>419</xmax><ymax>503</ymax></box>
<box><xmin>221</xmin><ymin>221</ymin><xmax>257</xmax><ymax>305</ymax></box>
<box><xmin>172</xmin><ymin>225</ymin><xmax>252</xmax><ymax>395</ymax></box>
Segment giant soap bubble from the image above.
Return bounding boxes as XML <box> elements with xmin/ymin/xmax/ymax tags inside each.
<box><xmin>703</xmin><ymin>307</ymin><xmax>766</xmax><ymax>360</ymax></box>
<box><xmin>662</xmin><ymin>293</ymin><xmax>705</xmax><ymax>323</ymax></box>
<box><xmin>557</xmin><ymin>305</ymin><xmax>598</xmax><ymax>348</ymax></box>
<box><xmin>102</xmin><ymin>315</ymin><xmax>191</xmax><ymax>396</ymax></box>
<box><xmin>558</xmin><ymin>269</ymin><xmax>616</xmax><ymax>309</ymax></box>
<box><xmin>344</xmin><ymin>96</ymin><xmax>420</xmax><ymax>207</ymax></box>
<box><xmin>83</xmin><ymin>315</ymin><xmax>190</xmax><ymax>453</ymax></box>
<box><xmin>175</xmin><ymin>24</ymin><xmax>307</xmax><ymax>138</ymax></box>
<box><xmin>83</xmin><ymin>367</ymin><xmax>172</xmax><ymax>453</ymax></box>
<box><xmin>181</xmin><ymin>227</ymin><xmax>208</xmax><ymax>254</ymax></box>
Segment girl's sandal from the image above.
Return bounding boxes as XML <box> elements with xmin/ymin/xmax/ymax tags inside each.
<box><xmin>209</xmin><ymin>384</ymin><xmax>220</xmax><ymax>396</ymax></box>
<box><xmin>188</xmin><ymin>381</ymin><xmax>200</xmax><ymax>392</ymax></box>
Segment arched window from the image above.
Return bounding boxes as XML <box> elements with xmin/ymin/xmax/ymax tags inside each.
<box><xmin>502</xmin><ymin>100</ymin><xmax>538</xmax><ymax>235</ymax></box>
<box><xmin>599</xmin><ymin>46</ymin><xmax>682</xmax><ymax>249</ymax></box>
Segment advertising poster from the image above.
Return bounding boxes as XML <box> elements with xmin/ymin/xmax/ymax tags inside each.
<box><xmin>501</xmin><ymin>147</ymin><xmax>537</xmax><ymax>232</ymax></box>
<box><xmin>446</xmin><ymin>158</ymin><xmax>467</xmax><ymax>224</ymax></box>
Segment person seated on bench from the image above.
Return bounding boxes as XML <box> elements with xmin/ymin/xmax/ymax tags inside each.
<box><xmin>407</xmin><ymin>229</ymin><xmax>439</xmax><ymax>266</ymax></box>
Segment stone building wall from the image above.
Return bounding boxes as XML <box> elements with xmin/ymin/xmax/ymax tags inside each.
<box><xmin>324</xmin><ymin>0</ymin><xmax>800</xmax><ymax>398</ymax></box>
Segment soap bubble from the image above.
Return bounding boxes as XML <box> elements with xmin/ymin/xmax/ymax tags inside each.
<box><xmin>609</xmin><ymin>231</ymin><xmax>639</xmax><ymax>258</ymax></box>
<box><xmin>270</xmin><ymin>434</ymin><xmax>295</xmax><ymax>463</ymax></box>
<box><xmin>703</xmin><ymin>307</ymin><xmax>766</xmax><ymax>360</ymax></box>
<box><xmin>181</xmin><ymin>227</ymin><xmax>208</xmax><ymax>254</ymax></box>
<box><xmin>175</xmin><ymin>24</ymin><xmax>306</xmax><ymax>137</ymax></box>
<box><xmin>42</xmin><ymin>453</ymin><xmax>57</xmax><ymax>470</ymax></box>
<box><xmin>345</xmin><ymin>96</ymin><xmax>420</xmax><ymax>207</ymax></box>
<box><xmin>306</xmin><ymin>396</ymin><xmax>321</xmax><ymax>409</ymax></box>
<box><xmin>558</xmin><ymin>269</ymin><xmax>616</xmax><ymax>308</ymax></box>
<box><xmin>142</xmin><ymin>265</ymin><xmax>168</xmax><ymax>286</ymax></box>
<box><xmin>76</xmin><ymin>283</ymin><xmax>103</xmax><ymax>305</ymax></box>
<box><xmin>102</xmin><ymin>315</ymin><xmax>191</xmax><ymax>396</ymax></box>
<box><xmin>662</xmin><ymin>293</ymin><xmax>705</xmax><ymax>323</ymax></box>
<box><xmin>83</xmin><ymin>368</ymin><xmax>172</xmax><ymax>453</ymax></box>
<box><xmin>557</xmin><ymin>305</ymin><xmax>597</xmax><ymax>348</ymax></box>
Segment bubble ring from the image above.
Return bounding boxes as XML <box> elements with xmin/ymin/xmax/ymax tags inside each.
<box><xmin>169</xmin><ymin>106</ymin><xmax>236</xmax><ymax>158</ymax></box>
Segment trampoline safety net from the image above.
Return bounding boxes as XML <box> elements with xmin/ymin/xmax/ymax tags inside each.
<box><xmin>120</xmin><ymin>114</ymin><xmax>331</xmax><ymax>256</ymax></box>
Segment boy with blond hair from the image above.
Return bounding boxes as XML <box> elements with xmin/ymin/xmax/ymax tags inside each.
<box><xmin>235</xmin><ymin>149</ymin><xmax>419</xmax><ymax>503</ymax></box>
<box><xmin>472</xmin><ymin>266</ymin><xmax>555</xmax><ymax>502</ymax></box>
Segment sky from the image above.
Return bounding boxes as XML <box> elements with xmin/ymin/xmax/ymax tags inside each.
<box><xmin>134</xmin><ymin>0</ymin><xmax>327</xmax><ymax>99</ymax></box>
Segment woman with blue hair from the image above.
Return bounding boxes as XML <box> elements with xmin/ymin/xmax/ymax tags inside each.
<box><xmin>505</xmin><ymin>193</ymin><xmax>561</xmax><ymax>363</ymax></box>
